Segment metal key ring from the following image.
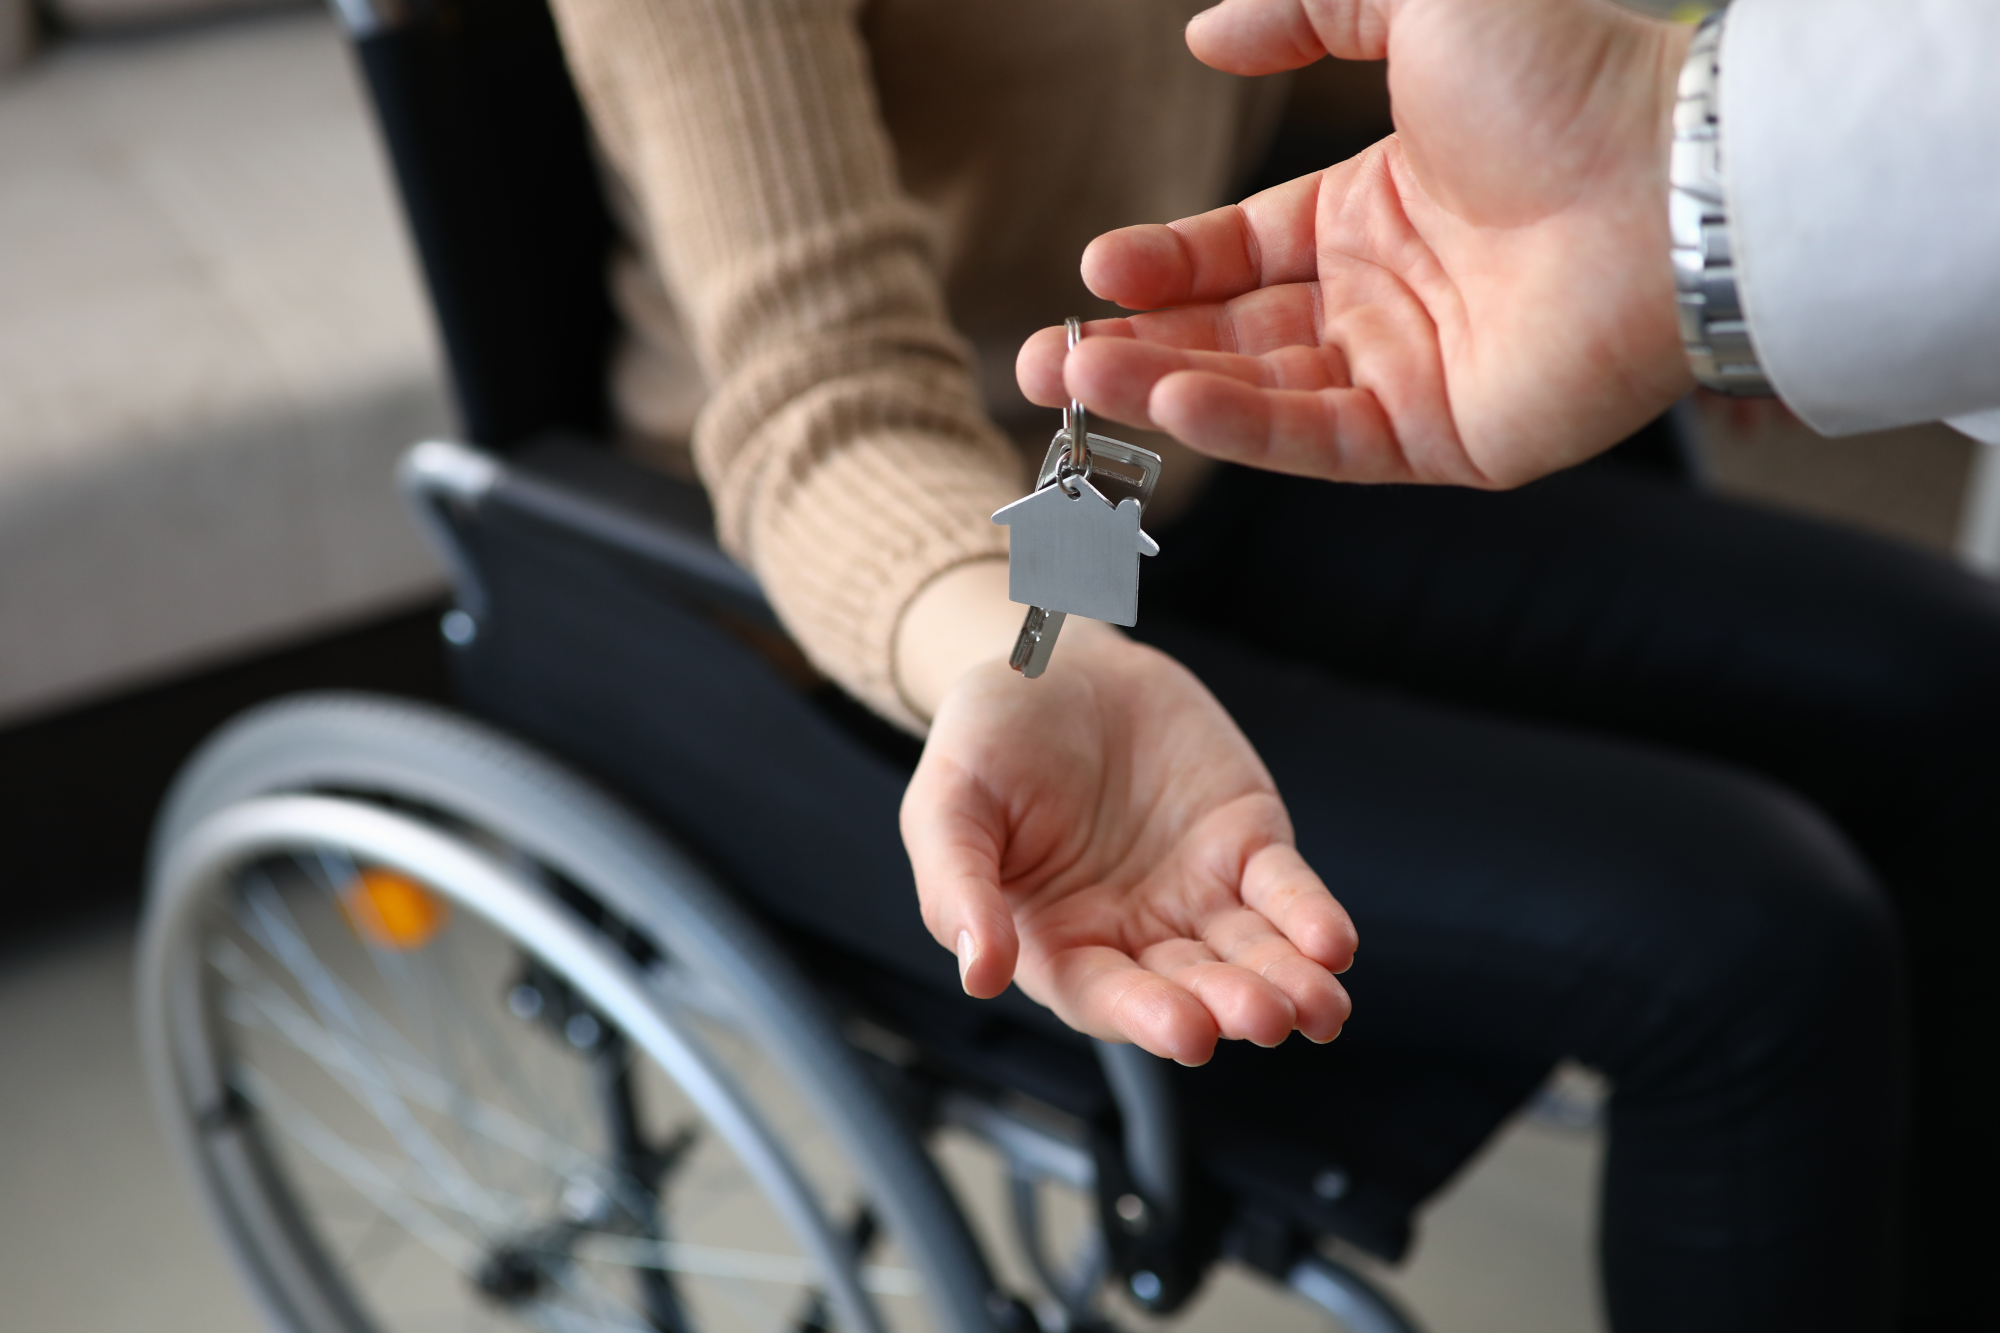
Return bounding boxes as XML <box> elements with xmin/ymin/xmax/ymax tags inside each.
<box><xmin>1061</xmin><ymin>316</ymin><xmax>1091</xmax><ymax>489</ymax></box>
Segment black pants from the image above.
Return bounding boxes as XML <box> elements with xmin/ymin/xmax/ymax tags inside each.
<box><xmin>1133</xmin><ymin>462</ymin><xmax>2000</xmax><ymax>1332</ymax></box>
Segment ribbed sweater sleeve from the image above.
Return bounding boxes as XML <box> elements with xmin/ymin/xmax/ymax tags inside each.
<box><xmin>548</xmin><ymin>0</ymin><xmax>1024</xmax><ymax>730</ymax></box>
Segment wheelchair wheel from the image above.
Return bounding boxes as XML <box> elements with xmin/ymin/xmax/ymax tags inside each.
<box><xmin>138</xmin><ymin>693</ymin><xmax>1000</xmax><ymax>1333</ymax></box>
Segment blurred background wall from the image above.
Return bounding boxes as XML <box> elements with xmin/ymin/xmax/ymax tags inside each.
<box><xmin>1</xmin><ymin>0</ymin><xmax>454</xmax><ymax>928</ymax></box>
<box><xmin>0</xmin><ymin>0</ymin><xmax>446</xmax><ymax>728</ymax></box>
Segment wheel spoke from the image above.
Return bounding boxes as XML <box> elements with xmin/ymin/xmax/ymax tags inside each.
<box><xmin>234</xmin><ymin>1063</ymin><xmax>487</xmax><ymax>1272</ymax></box>
<box><xmin>219</xmin><ymin>901</ymin><xmax>678</xmax><ymax>1331</ymax></box>
<box><xmin>213</xmin><ymin>935</ymin><xmax>603</xmax><ymax>1187</ymax></box>
<box><xmin>235</xmin><ymin>873</ymin><xmax>503</xmax><ymax>1225</ymax></box>
<box><xmin>344</xmin><ymin>1210</ymin><xmax>411</xmax><ymax>1274</ymax></box>
<box><xmin>241</xmin><ymin>1062</ymin><xmax>666</xmax><ymax>1332</ymax></box>
<box><xmin>310</xmin><ymin>846</ymin><xmax>514</xmax><ymax>1212</ymax></box>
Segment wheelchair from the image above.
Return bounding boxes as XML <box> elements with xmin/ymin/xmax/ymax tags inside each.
<box><xmin>134</xmin><ymin>2</ymin><xmax>1662</xmax><ymax>1329</ymax></box>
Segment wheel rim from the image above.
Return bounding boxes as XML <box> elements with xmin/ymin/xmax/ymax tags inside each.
<box><xmin>140</xmin><ymin>795</ymin><xmax>917</xmax><ymax>1333</ymax></box>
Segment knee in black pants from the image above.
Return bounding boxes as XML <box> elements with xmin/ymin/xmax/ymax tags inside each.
<box><xmin>1591</xmin><ymin>777</ymin><xmax>1903</xmax><ymax>1333</ymax></box>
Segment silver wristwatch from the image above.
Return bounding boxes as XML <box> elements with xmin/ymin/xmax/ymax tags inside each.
<box><xmin>1670</xmin><ymin>10</ymin><xmax>1773</xmax><ymax>396</ymax></box>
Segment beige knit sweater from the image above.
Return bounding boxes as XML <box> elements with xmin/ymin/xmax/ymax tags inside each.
<box><xmin>548</xmin><ymin>0</ymin><xmax>1287</xmax><ymax>729</ymax></box>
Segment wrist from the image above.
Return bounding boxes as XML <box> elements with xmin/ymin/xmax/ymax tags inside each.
<box><xmin>895</xmin><ymin>559</ymin><xmax>1118</xmax><ymax>723</ymax></box>
<box><xmin>1637</xmin><ymin>16</ymin><xmax>1701</xmax><ymax>401</ymax></box>
<box><xmin>894</xmin><ymin>559</ymin><xmax>1136</xmax><ymax>723</ymax></box>
<box><xmin>894</xmin><ymin>560</ymin><xmax>1017</xmax><ymax>723</ymax></box>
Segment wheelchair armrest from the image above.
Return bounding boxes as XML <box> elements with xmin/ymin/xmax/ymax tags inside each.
<box><xmin>398</xmin><ymin>438</ymin><xmax>776</xmax><ymax>631</ymax></box>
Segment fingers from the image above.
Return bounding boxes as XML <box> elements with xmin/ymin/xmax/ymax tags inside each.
<box><xmin>1081</xmin><ymin>224</ymin><xmax>1194</xmax><ymax>312</ymax></box>
<box><xmin>1038</xmin><ymin>927</ymin><xmax>1344</xmax><ymax>1060</ymax></box>
<box><xmin>1080</xmin><ymin>172</ymin><xmax>1322</xmax><ymax>313</ymax></box>
<box><xmin>1062</xmin><ymin>327</ymin><xmax>1349</xmax><ymax>430</ymax></box>
<box><xmin>1149</xmin><ymin>371</ymin><xmax>1413</xmax><ymax>481</ymax></box>
<box><xmin>1081</xmin><ymin>171</ymin><xmax>1323</xmax><ymax>312</ymax></box>
<box><xmin>1120</xmin><ymin>287</ymin><xmax>1327</xmax><ymax>363</ymax></box>
<box><xmin>1201</xmin><ymin>879</ymin><xmax>1355</xmax><ymax>1044</ymax></box>
<box><xmin>900</xmin><ymin>759</ymin><xmax>1021</xmax><ymax>1000</ymax></box>
<box><xmin>1186</xmin><ymin>0</ymin><xmax>1334</xmax><ymax>73</ymax></box>
<box><xmin>1015</xmin><ymin>279</ymin><xmax>1326</xmax><ymax>413</ymax></box>
<box><xmin>1133</xmin><ymin>796</ymin><xmax>1353</xmax><ymax>1045</ymax></box>
<box><xmin>1185</xmin><ymin>0</ymin><xmax>1390</xmax><ymax>74</ymax></box>
<box><xmin>1199</xmin><ymin>908</ymin><xmax>1343</xmax><ymax>1031</ymax></box>
<box><xmin>1259</xmin><ymin>953</ymin><xmax>1351</xmax><ymax>1042</ymax></box>
<box><xmin>1025</xmin><ymin>298</ymin><xmax>1476</xmax><ymax>485</ymax></box>
<box><xmin>1014</xmin><ymin>166</ymin><xmax>1333</xmax><ymax>412</ymax></box>
<box><xmin>1041</xmin><ymin>945</ymin><xmax>1225</xmax><ymax>1065</ymax></box>
<box><xmin>1015</xmin><ymin>317</ymin><xmax>1136</xmax><ymax>409</ymax></box>
<box><xmin>1240</xmin><ymin>843</ymin><xmax>1358</xmax><ymax>973</ymax></box>
<box><xmin>1137</xmin><ymin>937</ymin><xmax>1301</xmax><ymax>1048</ymax></box>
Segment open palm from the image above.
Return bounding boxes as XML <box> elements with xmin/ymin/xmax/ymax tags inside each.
<box><xmin>1016</xmin><ymin>0</ymin><xmax>1695</xmax><ymax>488</ymax></box>
<box><xmin>900</xmin><ymin>629</ymin><xmax>1355</xmax><ymax>1064</ymax></box>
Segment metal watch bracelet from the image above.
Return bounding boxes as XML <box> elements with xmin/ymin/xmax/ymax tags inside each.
<box><xmin>1671</xmin><ymin>10</ymin><xmax>1773</xmax><ymax>396</ymax></box>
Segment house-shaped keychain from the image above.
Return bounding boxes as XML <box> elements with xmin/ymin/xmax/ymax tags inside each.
<box><xmin>991</xmin><ymin>473</ymin><xmax>1160</xmax><ymax>626</ymax></box>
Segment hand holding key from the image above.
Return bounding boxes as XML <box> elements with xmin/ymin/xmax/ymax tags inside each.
<box><xmin>1015</xmin><ymin>0</ymin><xmax>1696</xmax><ymax>490</ymax></box>
<box><xmin>900</xmin><ymin>622</ymin><xmax>1356</xmax><ymax>1065</ymax></box>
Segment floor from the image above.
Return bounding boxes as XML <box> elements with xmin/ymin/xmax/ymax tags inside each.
<box><xmin>0</xmin><ymin>916</ymin><xmax>1606</xmax><ymax>1333</ymax></box>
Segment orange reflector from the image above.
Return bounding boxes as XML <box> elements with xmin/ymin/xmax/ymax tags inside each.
<box><xmin>339</xmin><ymin>868</ymin><xmax>450</xmax><ymax>951</ymax></box>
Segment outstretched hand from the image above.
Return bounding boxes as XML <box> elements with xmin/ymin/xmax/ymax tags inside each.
<box><xmin>900</xmin><ymin>622</ymin><xmax>1355</xmax><ymax>1065</ymax></box>
<box><xmin>1017</xmin><ymin>0</ymin><xmax>1696</xmax><ymax>489</ymax></box>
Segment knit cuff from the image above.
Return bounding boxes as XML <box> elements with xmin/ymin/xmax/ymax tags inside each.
<box><xmin>745</xmin><ymin>420</ymin><xmax>1020</xmax><ymax>732</ymax></box>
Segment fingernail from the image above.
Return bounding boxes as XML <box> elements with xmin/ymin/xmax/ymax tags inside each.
<box><xmin>955</xmin><ymin>930</ymin><xmax>976</xmax><ymax>991</ymax></box>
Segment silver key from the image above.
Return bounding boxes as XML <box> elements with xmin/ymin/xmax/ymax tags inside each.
<box><xmin>991</xmin><ymin>318</ymin><xmax>1162</xmax><ymax>677</ymax></box>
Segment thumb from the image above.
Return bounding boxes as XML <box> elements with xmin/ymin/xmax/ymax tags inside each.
<box><xmin>900</xmin><ymin>761</ymin><xmax>1021</xmax><ymax>999</ymax></box>
<box><xmin>1186</xmin><ymin>0</ymin><xmax>1390</xmax><ymax>74</ymax></box>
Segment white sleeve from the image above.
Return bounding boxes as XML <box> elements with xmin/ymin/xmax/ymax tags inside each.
<box><xmin>1721</xmin><ymin>0</ymin><xmax>2000</xmax><ymax>442</ymax></box>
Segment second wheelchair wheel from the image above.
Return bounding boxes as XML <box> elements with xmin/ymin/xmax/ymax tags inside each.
<box><xmin>137</xmin><ymin>693</ymin><xmax>1001</xmax><ymax>1333</ymax></box>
